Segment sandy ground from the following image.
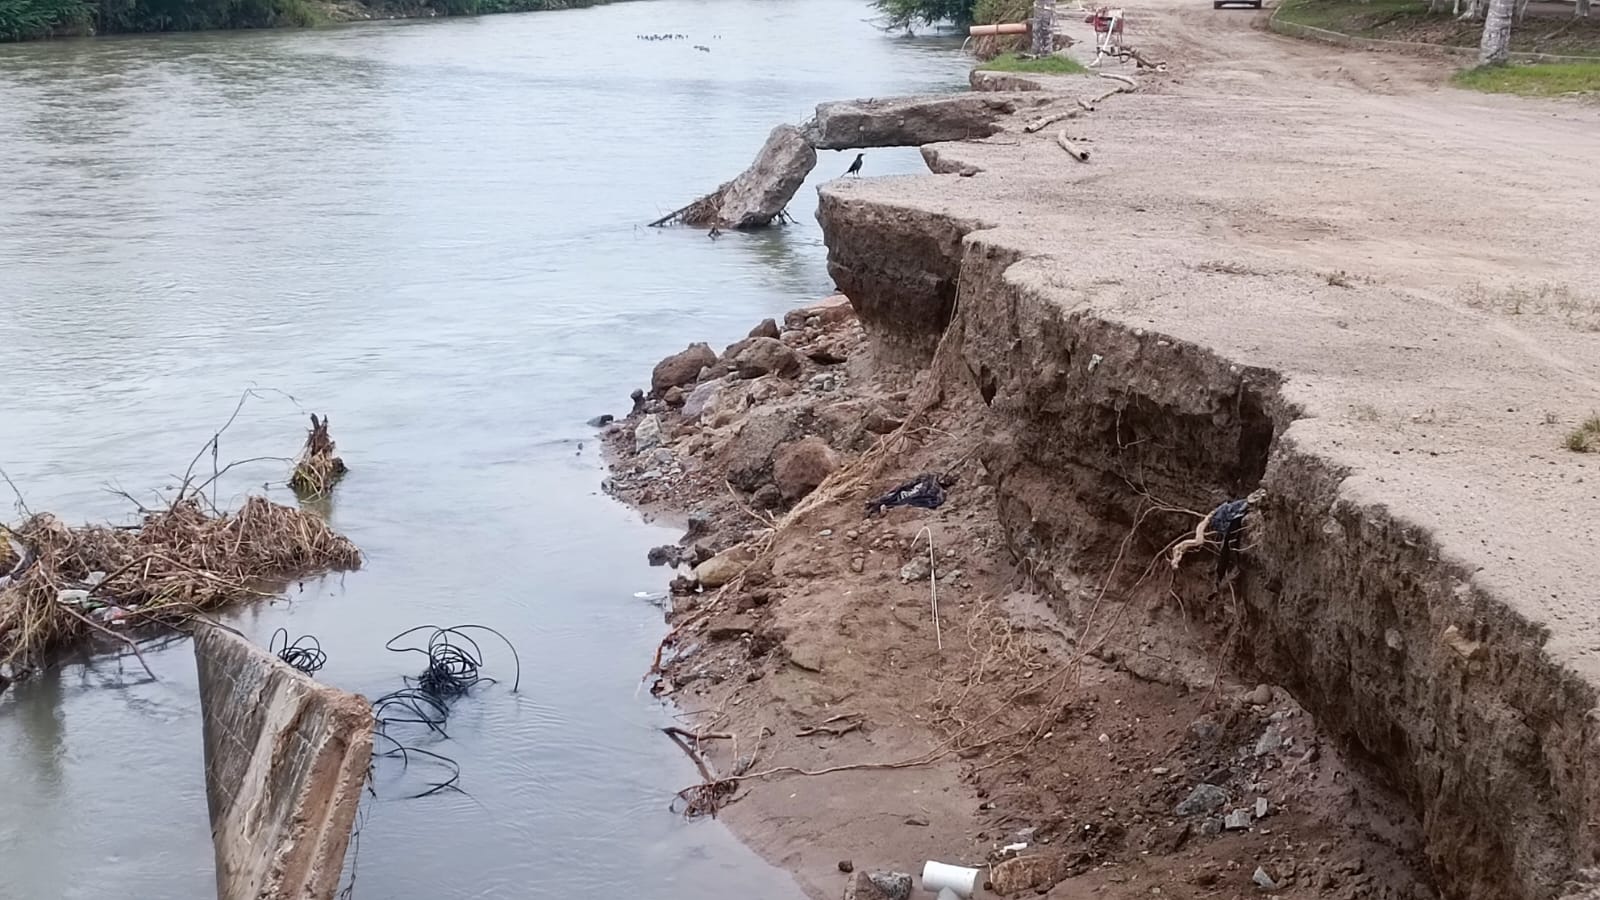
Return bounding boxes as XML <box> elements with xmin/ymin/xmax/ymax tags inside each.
<box><xmin>605</xmin><ymin>7</ymin><xmax>1599</xmax><ymax>900</ymax></box>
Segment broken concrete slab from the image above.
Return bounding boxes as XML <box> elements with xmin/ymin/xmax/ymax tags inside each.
<box><xmin>195</xmin><ymin>624</ymin><xmax>373</xmax><ymax>900</ymax></box>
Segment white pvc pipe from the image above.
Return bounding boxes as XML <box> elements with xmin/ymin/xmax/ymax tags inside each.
<box><xmin>922</xmin><ymin>861</ymin><xmax>981</xmax><ymax>898</ymax></box>
<box><xmin>967</xmin><ymin>21</ymin><xmax>1029</xmax><ymax>35</ymax></box>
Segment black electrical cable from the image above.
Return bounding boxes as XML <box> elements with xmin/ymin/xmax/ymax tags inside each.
<box><xmin>369</xmin><ymin>623</ymin><xmax>522</xmax><ymax>799</ymax></box>
<box><xmin>270</xmin><ymin>627</ymin><xmax>327</xmax><ymax>676</ymax></box>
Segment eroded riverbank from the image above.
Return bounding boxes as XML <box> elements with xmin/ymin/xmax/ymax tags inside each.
<box><xmin>606</xmin><ymin>4</ymin><xmax>1600</xmax><ymax>899</ymax></box>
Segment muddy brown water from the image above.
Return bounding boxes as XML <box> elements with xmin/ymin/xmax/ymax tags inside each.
<box><xmin>0</xmin><ymin>4</ymin><xmax>967</xmax><ymax>896</ymax></box>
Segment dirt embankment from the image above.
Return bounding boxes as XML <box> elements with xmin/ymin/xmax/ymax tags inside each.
<box><xmin>603</xmin><ymin>299</ymin><xmax>1440</xmax><ymax>900</ymax></box>
<box><xmin>605</xmin><ymin>6</ymin><xmax>1600</xmax><ymax>900</ymax></box>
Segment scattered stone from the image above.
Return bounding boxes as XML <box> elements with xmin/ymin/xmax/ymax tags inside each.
<box><xmin>586</xmin><ymin>414</ymin><xmax>614</xmax><ymax>427</ymax></box>
<box><xmin>842</xmin><ymin>871</ymin><xmax>891</xmax><ymax>900</ymax></box>
<box><xmin>1200</xmin><ymin>818</ymin><xmax>1224</xmax><ymax>836</ymax></box>
<box><xmin>749</xmin><ymin>317</ymin><xmax>781</xmax><ymax>339</ymax></box>
<box><xmin>990</xmin><ymin>855</ymin><xmax>1067</xmax><ymax>896</ymax></box>
<box><xmin>1224</xmin><ymin>809</ymin><xmax>1253</xmax><ymax>830</ymax></box>
<box><xmin>663</xmin><ymin>385</ymin><xmax>686</xmax><ymax>406</ymax></box>
<box><xmin>1442</xmin><ymin>624</ymin><xmax>1484</xmax><ymax>661</ymax></box>
<box><xmin>634</xmin><ymin>415</ymin><xmax>663</xmax><ymax>452</ymax></box>
<box><xmin>1246</xmin><ymin>684</ymin><xmax>1273</xmax><ymax>706</ymax></box>
<box><xmin>734</xmin><ymin>337</ymin><xmax>803</xmax><ymax>378</ymax></box>
<box><xmin>1252</xmin><ymin>867</ymin><xmax>1279</xmax><ymax>890</ymax></box>
<box><xmin>837</xmin><ymin>860</ymin><xmax>854</xmax><ymax>874</ymax></box>
<box><xmin>773</xmin><ymin>436</ymin><xmax>840</xmax><ymax>501</ymax></box>
<box><xmin>652</xmin><ymin>342</ymin><xmax>717</xmax><ymax>394</ymax></box>
<box><xmin>1254</xmin><ymin>726</ymin><xmax>1284</xmax><ymax>756</ymax></box>
<box><xmin>899</xmin><ymin>555</ymin><xmax>932</xmax><ymax>583</ymax></box>
<box><xmin>647</xmin><ymin>545</ymin><xmax>682</xmax><ymax>567</ymax></box>
<box><xmin>1175</xmin><ymin>783</ymin><xmax>1229</xmax><ymax>816</ymax></box>
<box><xmin>848</xmin><ymin>557</ymin><xmax>865</xmax><ymax>573</ymax></box>
<box><xmin>866</xmin><ymin>872</ymin><xmax>912</xmax><ymax>900</ymax></box>
<box><xmin>685</xmin><ymin>510</ymin><xmax>712</xmax><ymax>537</ymax></box>
<box><xmin>695</xmin><ymin>547</ymin><xmax>753</xmax><ymax>588</ymax></box>
<box><xmin>682</xmin><ymin>380</ymin><xmax>725</xmax><ymax>422</ymax></box>
<box><xmin>904</xmin><ymin>816</ymin><xmax>930</xmax><ymax>826</ymax></box>
<box><xmin>1188</xmin><ymin>715</ymin><xmax>1222</xmax><ymax>741</ymax></box>
<box><xmin>788</xmin><ymin>644</ymin><xmax>824</xmax><ymax>672</ymax></box>
<box><xmin>1386</xmin><ymin>628</ymin><xmax>1404</xmax><ymax>651</ymax></box>
<box><xmin>753</xmin><ymin>484</ymin><xmax>783</xmax><ymax>509</ymax></box>
<box><xmin>1255</xmin><ymin>797</ymin><xmax>1269</xmax><ymax>819</ymax></box>
<box><xmin>706</xmin><ymin>614</ymin><xmax>755</xmax><ymax>640</ymax></box>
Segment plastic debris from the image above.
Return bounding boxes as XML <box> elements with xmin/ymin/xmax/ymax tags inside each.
<box><xmin>865</xmin><ymin>473</ymin><xmax>952</xmax><ymax>516</ymax></box>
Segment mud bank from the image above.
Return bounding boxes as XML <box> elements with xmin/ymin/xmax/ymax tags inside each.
<box><xmin>607</xmin><ymin>63</ymin><xmax>1600</xmax><ymax>900</ymax></box>
<box><xmin>807</xmin><ymin>73</ymin><xmax>1600</xmax><ymax>900</ymax></box>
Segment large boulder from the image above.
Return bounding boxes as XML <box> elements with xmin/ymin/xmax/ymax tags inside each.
<box><xmin>773</xmin><ymin>436</ymin><xmax>839</xmax><ymax>501</ymax></box>
<box><xmin>722</xmin><ymin>407</ymin><xmax>802</xmax><ymax>490</ymax></box>
<box><xmin>652</xmin><ymin>343</ymin><xmax>716</xmax><ymax>395</ymax></box>
<box><xmin>734</xmin><ymin>337</ymin><xmax>803</xmax><ymax>379</ymax></box>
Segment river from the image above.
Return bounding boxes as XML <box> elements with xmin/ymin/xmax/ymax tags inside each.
<box><xmin>0</xmin><ymin>4</ymin><xmax>966</xmax><ymax>898</ymax></box>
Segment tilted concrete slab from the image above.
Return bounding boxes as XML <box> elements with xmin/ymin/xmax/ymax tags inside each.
<box><xmin>195</xmin><ymin>625</ymin><xmax>373</xmax><ymax>900</ymax></box>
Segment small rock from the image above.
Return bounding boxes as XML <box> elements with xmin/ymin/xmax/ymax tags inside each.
<box><xmin>1200</xmin><ymin>817</ymin><xmax>1224</xmax><ymax>836</ymax></box>
<box><xmin>695</xmin><ymin>547</ymin><xmax>753</xmax><ymax>588</ymax></box>
<box><xmin>646</xmin><ymin>545</ymin><xmax>681</xmax><ymax>567</ymax></box>
<box><xmin>706</xmin><ymin>614</ymin><xmax>755</xmax><ymax>640</ymax></box>
<box><xmin>866</xmin><ymin>872</ymin><xmax>912</xmax><ymax>900</ymax></box>
<box><xmin>989</xmin><ymin>856</ymin><xmax>1067</xmax><ymax>896</ymax></box>
<box><xmin>842</xmin><ymin>871</ymin><xmax>891</xmax><ymax>900</ymax></box>
<box><xmin>1254</xmin><ymin>726</ymin><xmax>1284</xmax><ymax>756</ymax></box>
<box><xmin>1224</xmin><ymin>809</ymin><xmax>1252</xmax><ymax>830</ymax></box>
<box><xmin>663</xmin><ymin>385</ymin><xmax>686</xmax><ymax>406</ymax></box>
<box><xmin>749</xmin><ymin>318</ymin><xmax>780</xmax><ymax>339</ymax></box>
<box><xmin>773</xmin><ymin>436</ymin><xmax>839</xmax><ymax>501</ymax></box>
<box><xmin>899</xmin><ymin>556</ymin><xmax>932</xmax><ymax>583</ymax></box>
<box><xmin>848</xmin><ymin>557</ymin><xmax>865</xmax><ymax>573</ymax></box>
<box><xmin>837</xmin><ymin>860</ymin><xmax>854</xmax><ymax>873</ymax></box>
<box><xmin>753</xmin><ymin>484</ymin><xmax>783</xmax><ymax>509</ymax></box>
<box><xmin>1252</xmin><ymin>867</ymin><xmax>1279</xmax><ymax>890</ymax></box>
<box><xmin>682</xmin><ymin>380</ymin><xmax>726</xmax><ymax>422</ymax></box>
<box><xmin>1246</xmin><ymin>684</ymin><xmax>1273</xmax><ymax>706</ymax></box>
<box><xmin>1255</xmin><ymin>797</ymin><xmax>1269</xmax><ymax>819</ymax></box>
<box><xmin>652</xmin><ymin>342</ymin><xmax>717</xmax><ymax>394</ymax></box>
<box><xmin>1150</xmin><ymin>766</ymin><xmax>1170</xmax><ymax>776</ymax></box>
<box><xmin>586</xmin><ymin>414</ymin><xmax>614</xmax><ymax>427</ymax></box>
<box><xmin>734</xmin><ymin>337</ymin><xmax>803</xmax><ymax>378</ymax></box>
<box><xmin>904</xmin><ymin>816</ymin><xmax>930</xmax><ymax>826</ymax></box>
<box><xmin>634</xmin><ymin>415</ymin><xmax>663</xmax><ymax>452</ymax></box>
<box><xmin>1386</xmin><ymin>628</ymin><xmax>1404</xmax><ymax>651</ymax></box>
<box><xmin>1442</xmin><ymin>624</ymin><xmax>1484</xmax><ymax>661</ymax></box>
<box><xmin>1175</xmin><ymin>783</ymin><xmax>1229</xmax><ymax>816</ymax></box>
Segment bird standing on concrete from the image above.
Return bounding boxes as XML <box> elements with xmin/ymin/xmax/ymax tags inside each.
<box><xmin>844</xmin><ymin>153</ymin><xmax>864</xmax><ymax>177</ymax></box>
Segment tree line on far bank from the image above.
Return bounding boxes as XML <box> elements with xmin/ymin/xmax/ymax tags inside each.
<box><xmin>0</xmin><ymin>0</ymin><xmax>608</xmax><ymax>41</ymax></box>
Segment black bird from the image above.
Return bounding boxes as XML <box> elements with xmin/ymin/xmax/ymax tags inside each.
<box><xmin>708</xmin><ymin>226</ymin><xmax>722</xmax><ymax>240</ymax></box>
<box><xmin>844</xmin><ymin>152</ymin><xmax>864</xmax><ymax>177</ymax></box>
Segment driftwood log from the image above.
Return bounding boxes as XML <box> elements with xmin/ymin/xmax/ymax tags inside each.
<box><xmin>1055</xmin><ymin>130</ymin><xmax>1090</xmax><ymax>162</ymax></box>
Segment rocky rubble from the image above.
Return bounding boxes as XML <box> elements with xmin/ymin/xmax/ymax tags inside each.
<box><xmin>601</xmin><ymin>294</ymin><xmax>905</xmax><ymax>571</ymax></box>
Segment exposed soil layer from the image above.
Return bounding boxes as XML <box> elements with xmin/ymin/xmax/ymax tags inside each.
<box><xmin>606</xmin><ymin>5</ymin><xmax>1600</xmax><ymax>900</ymax></box>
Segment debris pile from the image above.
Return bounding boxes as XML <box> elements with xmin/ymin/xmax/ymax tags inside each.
<box><xmin>288</xmin><ymin>413</ymin><xmax>348</xmax><ymax>499</ymax></box>
<box><xmin>0</xmin><ymin>495</ymin><xmax>360</xmax><ymax>672</ymax></box>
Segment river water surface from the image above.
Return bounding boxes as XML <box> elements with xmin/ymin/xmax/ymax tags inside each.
<box><xmin>0</xmin><ymin>4</ymin><xmax>965</xmax><ymax>897</ymax></box>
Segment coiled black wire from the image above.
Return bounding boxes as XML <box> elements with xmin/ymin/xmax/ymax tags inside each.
<box><xmin>371</xmin><ymin>624</ymin><xmax>521</xmax><ymax>799</ymax></box>
<box><xmin>270</xmin><ymin>628</ymin><xmax>327</xmax><ymax>676</ymax></box>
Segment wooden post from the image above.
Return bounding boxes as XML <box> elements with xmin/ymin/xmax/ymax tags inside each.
<box><xmin>1031</xmin><ymin>0</ymin><xmax>1057</xmax><ymax>55</ymax></box>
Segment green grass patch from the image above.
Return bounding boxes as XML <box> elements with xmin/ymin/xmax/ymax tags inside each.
<box><xmin>1453</xmin><ymin>62</ymin><xmax>1600</xmax><ymax>96</ymax></box>
<box><xmin>979</xmin><ymin>52</ymin><xmax>1086</xmax><ymax>74</ymax></box>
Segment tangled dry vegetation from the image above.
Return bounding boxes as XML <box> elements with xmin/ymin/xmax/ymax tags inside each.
<box><xmin>0</xmin><ymin>418</ymin><xmax>360</xmax><ymax>676</ymax></box>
